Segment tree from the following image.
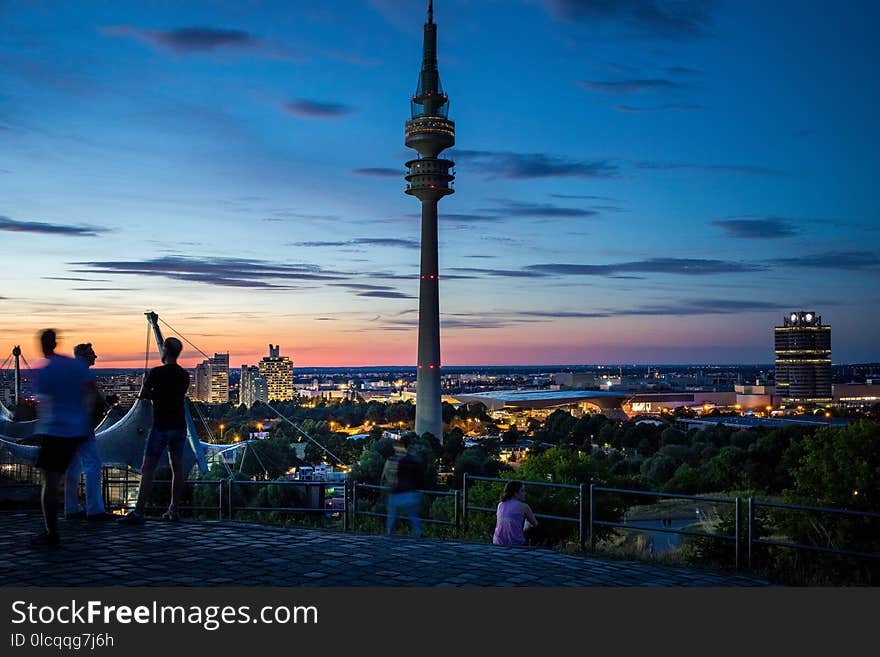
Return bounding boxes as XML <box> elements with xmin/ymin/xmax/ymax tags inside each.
<box><xmin>453</xmin><ymin>446</ymin><xmax>500</xmax><ymax>488</ymax></box>
<box><xmin>640</xmin><ymin>454</ymin><xmax>678</xmax><ymax>487</ymax></box>
<box><xmin>441</xmin><ymin>429</ymin><xmax>465</xmax><ymax>468</ymax></box>
<box><xmin>788</xmin><ymin>421</ymin><xmax>880</xmax><ymax>509</ymax></box>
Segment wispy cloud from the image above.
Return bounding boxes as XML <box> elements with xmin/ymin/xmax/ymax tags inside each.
<box><xmin>776</xmin><ymin>251</ymin><xmax>880</xmax><ymax>270</ymax></box>
<box><xmin>518</xmin><ymin>298</ymin><xmax>779</xmax><ymax>319</ymax></box>
<box><xmin>0</xmin><ymin>215</ymin><xmax>110</xmax><ymax>237</ymax></box>
<box><xmin>493</xmin><ymin>200</ymin><xmax>600</xmax><ymax>218</ymax></box>
<box><xmin>101</xmin><ymin>25</ymin><xmax>259</xmax><ymax>53</ymax></box>
<box><xmin>282</xmin><ymin>99</ymin><xmax>355</xmax><ymax>119</ymax></box>
<box><xmin>357</xmin><ymin>290</ymin><xmax>415</xmax><ymax>299</ymax></box>
<box><xmin>635</xmin><ymin>161</ymin><xmax>778</xmax><ymax>175</ymax></box>
<box><xmin>449</xmin><ymin>267</ymin><xmax>549</xmax><ymax>279</ymax></box>
<box><xmin>540</xmin><ymin>0</ymin><xmax>714</xmax><ymax>39</ymax></box>
<box><xmin>614</xmin><ymin>103</ymin><xmax>703</xmax><ymax>112</ymax></box>
<box><xmin>352</xmin><ymin>167</ymin><xmax>402</xmax><ymax>178</ymax></box>
<box><xmin>712</xmin><ymin>217</ymin><xmax>799</xmax><ymax>239</ymax></box>
<box><xmin>72</xmin><ymin>256</ymin><xmax>346</xmax><ymax>289</ymax></box>
<box><xmin>579</xmin><ymin>79</ymin><xmax>684</xmax><ymax>94</ymax></box>
<box><xmin>291</xmin><ymin>238</ymin><xmax>419</xmax><ymax>249</ymax></box>
<box><xmin>526</xmin><ymin>257</ymin><xmax>764</xmax><ymax>277</ymax></box>
<box><xmin>454</xmin><ymin>150</ymin><xmax>618</xmax><ymax>179</ymax></box>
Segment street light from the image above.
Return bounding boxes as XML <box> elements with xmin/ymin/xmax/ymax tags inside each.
<box><xmin>219</xmin><ymin>423</ymin><xmax>225</xmax><ymax>441</ymax></box>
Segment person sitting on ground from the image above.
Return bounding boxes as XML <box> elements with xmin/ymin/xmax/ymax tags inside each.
<box><xmin>63</xmin><ymin>342</ymin><xmax>115</xmax><ymax>521</ymax></box>
<box><xmin>119</xmin><ymin>336</ymin><xmax>190</xmax><ymax>525</ymax></box>
<box><xmin>492</xmin><ymin>480</ymin><xmax>538</xmax><ymax>547</ymax></box>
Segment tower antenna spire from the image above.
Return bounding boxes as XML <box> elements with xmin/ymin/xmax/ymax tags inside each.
<box><xmin>428</xmin><ymin>0</ymin><xmax>433</xmax><ymax>25</ymax></box>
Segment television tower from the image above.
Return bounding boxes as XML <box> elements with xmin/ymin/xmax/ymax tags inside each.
<box><xmin>405</xmin><ymin>0</ymin><xmax>455</xmax><ymax>443</ymax></box>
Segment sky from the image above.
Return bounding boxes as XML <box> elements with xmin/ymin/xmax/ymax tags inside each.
<box><xmin>1</xmin><ymin>0</ymin><xmax>878</xmax><ymax>368</ymax></box>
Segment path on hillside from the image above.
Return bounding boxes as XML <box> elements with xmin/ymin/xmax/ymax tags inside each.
<box><xmin>0</xmin><ymin>513</ymin><xmax>766</xmax><ymax>587</ymax></box>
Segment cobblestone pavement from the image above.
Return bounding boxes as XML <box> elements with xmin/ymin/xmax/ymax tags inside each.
<box><xmin>0</xmin><ymin>512</ymin><xmax>766</xmax><ymax>587</ymax></box>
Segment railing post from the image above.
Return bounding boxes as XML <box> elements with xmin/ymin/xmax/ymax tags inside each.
<box><xmin>747</xmin><ymin>497</ymin><xmax>754</xmax><ymax>571</ymax></box>
<box><xmin>734</xmin><ymin>496</ymin><xmax>741</xmax><ymax>571</ymax></box>
<box><xmin>352</xmin><ymin>483</ymin><xmax>358</xmax><ymax>532</ymax></box>
<box><xmin>227</xmin><ymin>478</ymin><xmax>234</xmax><ymax>520</ymax></box>
<box><xmin>453</xmin><ymin>489</ymin><xmax>460</xmax><ymax>532</ymax></box>
<box><xmin>343</xmin><ymin>481</ymin><xmax>350</xmax><ymax>532</ymax></box>
<box><xmin>218</xmin><ymin>479</ymin><xmax>223</xmax><ymax>520</ymax></box>
<box><xmin>578</xmin><ymin>483</ymin><xmax>586</xmax><ymax>549</ymax></box>
<box><xmin>462</xmin><ymin>473</ymin><xmax>469</xmax><ymax>526</ymax></box>
<box><xmin>102</xmin><ymin>466</ymin><xmax>110</xmax><ymax>510</ymax></box>
<box><xmin>588</xmin><ymin>483</ymin><xmax>596</xmax><ymax>551</ymax></box>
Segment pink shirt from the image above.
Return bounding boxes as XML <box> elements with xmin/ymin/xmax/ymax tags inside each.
<box><xmin>493</xmin><ymin>499</ymin><xmax>530</xmax><ymax>546</ymax></box>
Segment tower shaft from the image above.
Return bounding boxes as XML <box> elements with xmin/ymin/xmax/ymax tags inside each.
<box><xmin>415</xmin><ymin>200</ymin><xmax>442</xmax><ymax>440</ymax></box>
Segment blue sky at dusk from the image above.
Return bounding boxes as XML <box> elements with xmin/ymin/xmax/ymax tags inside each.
<box><xmin>1</xmin><ymin>0</ymin><xmax>878</xmax><ymax>367</ymax></box>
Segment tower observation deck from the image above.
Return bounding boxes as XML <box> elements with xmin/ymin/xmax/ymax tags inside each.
<box><xmin>405</xmin><ymin>0</ymin><xmax>455</xmax><ymax>443</ymax></box>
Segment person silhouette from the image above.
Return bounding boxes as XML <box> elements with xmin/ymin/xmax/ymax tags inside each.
<box><xmin>381</xmin><ymin>435</ymin><xmax>424</xmax><ymax>537</ymax></box>
<box><xmin>119</xmin><ymin>337</ymin><xmax>190</xmax><ymax>524</ymax></box>
<box><xmin>31</xmin><ymin>329</ymin><xmax>96</xmax><ymax>545</ymax></box>
<box><xmin>64</xmin><ymin>343</ymin><xmax>115</xmax><ymax>521</ymax></box>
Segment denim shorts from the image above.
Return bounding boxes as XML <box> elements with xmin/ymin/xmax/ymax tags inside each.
<box><xmin>143</xmin><ymin>427</ymin><xmax>187</xmax><ymax>460</ymax></box>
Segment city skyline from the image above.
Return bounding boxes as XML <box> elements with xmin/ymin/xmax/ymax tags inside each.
<box><xmin>2</xmin><ymin>1</ymin><xmax>879</xmax><ymax>368</ymax></box>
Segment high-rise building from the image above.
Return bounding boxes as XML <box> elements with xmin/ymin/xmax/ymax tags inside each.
<box><xmin>239</xmin><ymin>365</ymin><xmax>268</xmax><ymax>408</ymax></box>
<box><xmin>194</xmin><ymin>361</ymin><xmax>210</xmax><ymax>402</ymax></box>
<box><xmin>259</xmin><ymin>344</ymin><xmax>294</xmax><ymax>401</ymax></box>
<box><xmin>404</xmin><ymin>0</ymin><xmax>455</xmax><ymax>443</ymax></box>
<box><xmin>774</xmin><ymin>311</ymin><xmax>832</xmax><ymax>405</ymax></box>
<box><xmin>191</xmin><ymin>353</ymin><xmax>229</xmax><ymax>403</ymax></box>
<box><xmin>208</xmin><ymin>353</ymin><xmax>229</xmax><ymax>404</ymax></box>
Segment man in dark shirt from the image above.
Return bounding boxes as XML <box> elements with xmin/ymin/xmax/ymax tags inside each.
<box><xmin>119</xmin><ymin>337</ymin><xmax>190</xmax><ymax>524</ymax></box>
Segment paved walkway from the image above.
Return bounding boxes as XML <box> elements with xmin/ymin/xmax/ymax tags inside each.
<box><xmin>0</xmin><ymin>512</ymin><xmax>766</xmax><ymax>586</ymax></box>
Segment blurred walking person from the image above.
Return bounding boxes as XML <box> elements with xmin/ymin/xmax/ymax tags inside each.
<box><xmin>31</xmin><ymin>329</ymin><xmax>96</xmax><ymax>546</ymax></box>
<box><xmin>119</xmin><ymin>337</ymin><xmax>190</xmax><ymax>524</ymax></box>
<box><xmin>64</xmin><ymin>342</ymin><xmax>115</xmax><ymax>521</ymax></box>
<box><xmin>381</xmin><ymin>435</ymin><xmax>424</xmax><ymax>538</ymax></box>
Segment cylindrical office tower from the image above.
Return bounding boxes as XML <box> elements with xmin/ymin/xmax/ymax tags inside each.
<box><xmin>405</xmin><ymin>1</ymin><xmax>455</xmax><ymax>443</ymax></box>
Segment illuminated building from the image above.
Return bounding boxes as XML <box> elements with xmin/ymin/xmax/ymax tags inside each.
<box><xmin>240</xmin><ymin>365</ymin><xmax>268</xmax><ymax>408</ymax></box>
<box><xmin>774</xmin><ymin>311</ymin><xmax>832</xmax><ymax>405</ymax></box>
<box><xmin>208</xmin><ymin>353</ymin><xmax>229</xmax><ymax>404</ymax></box>
<box><xmin>405</xmin><ymin>1</ymin><xmax>455</xmax><ymax>442</ymax></box>
<box><xmin>193</xmin><ymin>361</ymin><xmax>210</xmax><ymax>402</ymax></box>
<box><xmin>258</xmin><ymin>344</ymin><xmax>294</xmax><ymax>401</ymax></box>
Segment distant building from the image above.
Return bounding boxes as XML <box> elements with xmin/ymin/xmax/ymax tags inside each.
<box><xmin>774</xmin><ymin>311</ymin><xmax>832</xmax><ymax>405</ymax></box>
<box><xmin>208</xmin><ymin>353</ymin><xmax>229</xmax><ymax>404</ymax></box>
<box><xmin>97</xmin><ymin>372</ymin><xmax>144</xmax><ymax>407</ymax></box>
<box><xmin>239</xmin><ymin>365</ymin><xmax>268</xmax><ymax>408</ymax></box>
<box><xmin>258</xmin><ymin>344</ymin><xmax>294</xmax><ymax>401</ymax></box>
<box><xmin>734</xmin><ymin>382</ymin><xmax>777</xmax><ymax>411</ymax></box>
<box><xmin>190</xmin><ymin>353</ymin><xmax>229</xmax><ymax>403</ymax></box>
<box><xmin>193</xmin><ymin>361</ymin><xmax>210</xmax><ymax>402</ymax></box>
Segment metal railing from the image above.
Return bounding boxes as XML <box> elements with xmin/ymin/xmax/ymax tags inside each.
<box><xmin>747</xmin><ymin>497</ymin><xmax>880</xmax><ymax>568</ymax></box>
<box><xmin>229</xmin><ymin>479</ymin><xmax>349</xmax><ymax>530</ymax></box>
<box><xmin>351</xmin><ymin>482</ymin><xmax>458</xmax><ymax>532</ymax></box>
<box><xmin>143</xmin><ymin>479</ymin><xmax>225</xmax><ymax>520</ymax></box>
<box><xmin>589</xmin><ymin>485</ymin><xmax>742</xmax><ymax>570</ymax></box>
<box><xmin>3</xmin><ymin>467</ymin><xmax>878</xmax><ymax>575</ymax></box>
